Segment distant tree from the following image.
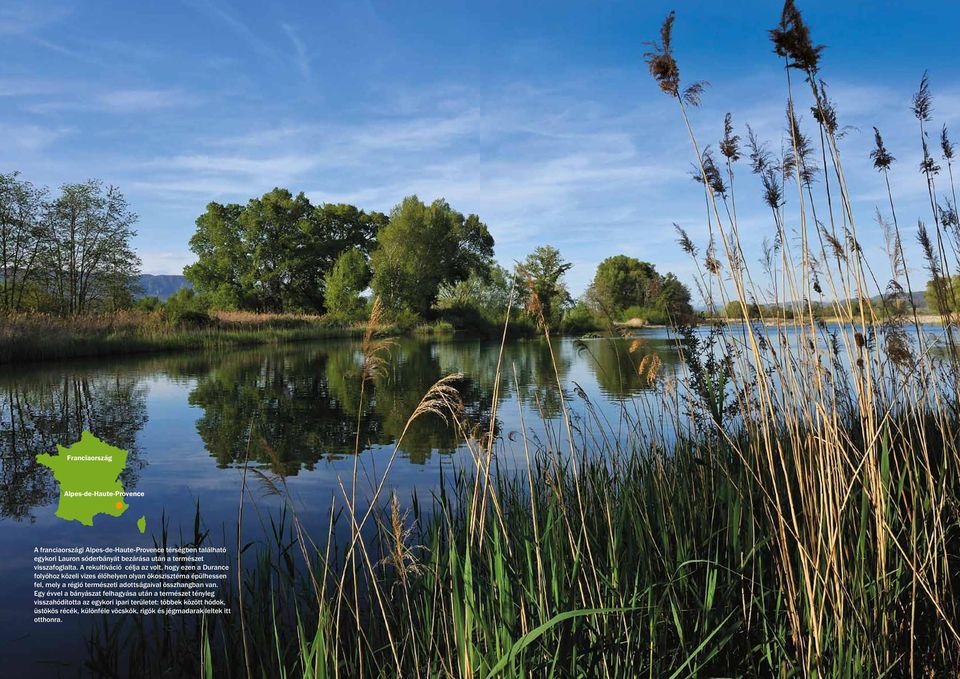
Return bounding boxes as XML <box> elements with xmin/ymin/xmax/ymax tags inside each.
<box><xmin>0</xmin><ymin>172</ymin><xmax>47</xmax><ymax>312</ymax></box>
<box><xmin>723</xmin><ymin>300</ymin><xmax>762</xmax><ymax>319</ymax></box>
<box><xmin>370</xmin><ymin>196</ymin><xmax>494</xmax><ymax>315</ymax></box>
<box><xmin>585</xmin><ymin>255</ymin><xmax>693</xmax><ymax>323</ymax></box>
<box><xmin>925</xmin><ymin>275</ymin><xmax>960</xmax><ymax>314</ymax></box>
<box><xmin>44</xmin><ymin>180</ymin><xmax>140</xmax><ymax>314</ymax></box>
<box><xmin>517</xmin><ymin>245</ymin><xmax>572</xmax><ymax>328</ymax></box>
<box><xmin>585</xmin><ymin>255</ymin><xmax>659</xmax><ymax>318</ymax></box>
<box><xmin>655</xmin><ymin>272</ymin><xmax>694</xmax><ymax>321</ymax></box>
<box><xmin>184</xmin><ymin>190</ymin><xmax>386</xmax><ymax>313</ymax></box>
<box><xmin>324</xmin><ymin>248</ymin><xmax>370</xmax><ymax>319</ymax></box>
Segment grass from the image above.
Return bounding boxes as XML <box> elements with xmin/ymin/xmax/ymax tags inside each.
<box><xmin>0</xmin><ymin>310</ymin><xmax>379</xmax><ymax>364</ymax></box>
<box><xmin>76</xmin><ymin>2</ymin><xmax>960</xmax><ymax>676</ymax></box>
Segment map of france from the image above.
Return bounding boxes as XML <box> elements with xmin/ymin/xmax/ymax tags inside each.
<box><xmin>36</xmin><ymin>432</ymin><xmax>144</xmax><ymax>529</ymax></box>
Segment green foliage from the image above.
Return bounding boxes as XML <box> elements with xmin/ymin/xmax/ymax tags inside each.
<box><xmin>185</xmin><ymin>190</ymin><xmax>386</xmax><ymax>314</ymax></box>
<box><xmin>925</xmin><ymin>275</ymin><xmax>960</xmax><ymax>313</ymax></box>
<box><xmin>323</xmin><ymin>249</ymin><xmax>370</xmax><ymax>321</ymax></box>
<box><xmin>723</xmin><ymin>300</ymin><xmax>762</xmax><ymax>319</ymax></box>
<box><xmin>560</xmin><ymin>301</ymin><xmax>602</xmax><ymax>335</ymax></box>
<box><xmin>134</xmin><ymin>296</ymin><xmax>163</xmax><ymax>312</ymax></box>
<box><xmin>370</xmin><ymin>196</ymin><xmax>494</xmax><ymax>316</ymax></box>
<box><xmin>0</xmin><ymin>174</ymin><xmax>141</xmax><ymax>314</ymax></box>
<box><xmin>0</xmin><ymin>172</ymin><xmax>47</xmax><ymax>312</ymax></box>
<box><xmin>586</xmin><ymin>255</ymin><xmax>658</xmax><ymax>316</ymax></box>
<box><xmin>516</xmin><ymin>245</ymin><xmax>572</xmax><ymax>329</ymax></box>
<box><xmin>586</xmin><ymin>255</ymin><xmax>693</xmax><ymax>324</ymax></box>
<box><xmin>163</xmin><ymin>288</ymin><xmax>211</xmax><ymax>327</ymax></box>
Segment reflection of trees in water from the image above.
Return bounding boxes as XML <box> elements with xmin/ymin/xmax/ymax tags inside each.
<box><xmin>575</xmin><ymin>338</ymin><xmax>680</xmax><ymax>399</ymax></box>
<box><xmin>0</xmin><ymin>373</ymin><xmax>148</xmax><ymax>521</ymax></box>
<box><xmin>188</xmin><ymin>340</ymin><xmax>499</xmax><ymax>470</ymax></box>
<box><xmin>500</xmin><ymin>340</ymin><xmax>573</xmax><ymax>419</ymax></box>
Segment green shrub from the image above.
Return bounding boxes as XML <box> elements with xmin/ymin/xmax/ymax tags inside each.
<box><xmin>561</xmin><ymin>302</ymin><xmax>602</xmax><ymax>335</ymax></box>
<box><xmin>163</xmin><ymin>289</ymin><xmax>210</xmax><ymax>327</ymax></box>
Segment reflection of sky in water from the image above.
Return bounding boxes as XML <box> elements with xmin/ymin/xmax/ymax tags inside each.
<box><xmin>0</xmin><ymin>335</ymin><xmax>671</xmax><ymax>672</ymax></box>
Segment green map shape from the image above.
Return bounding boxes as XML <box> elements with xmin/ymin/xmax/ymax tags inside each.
<box><xmin>137</xmin><ymin>515</ymin><xmax>147</xmax><ymax>533</ymax></box>
<box><xmin>36</xmin><ymin>432</ymin><xmax>129</xmax><ymax>526</ymax></box>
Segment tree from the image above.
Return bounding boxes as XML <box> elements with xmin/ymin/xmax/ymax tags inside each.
<box><xmin>925</xmin><ymin>275</ymin><xmax>960</xmax><ymax>314</ymax></box>
<box><xmin>584</xmin><ymin>255</ymin><xmax>693</xmax><ymax>324</ymax></box>
<box><xmin>585</xmin><ymin>255</ymin><xmax>659</xmax><ymax>317</ymax></box>
<box><xmin>184</xmin><ymin>190</ymin><xmax>386</xmax><ymax>313</ymax></box>
<box><xmin>324</xmin><ymin>248</ymin><xmax>370</xmax><ymax>319</ymax></box>
<box><xmin>370</xmin><ymin>196</ymin><xmax>494</xmax><ymax>315</ymax></box>
<box><xmin>0</xmin><ymin>172</ymin><xmax>48</xmax><ymax>312</ymax></box>
<box><xmin>517</xmin><ymin>246</ymin><xmax>572</xmax><ymax>328</ymax></box>
<box><xmin>436</xmin><ymin>264</ymin><xmax>515</xmax><ymax>314</ymax></box>
<box><xmin>655</xmin><ymin>272</ymin><xmax>694</xmax><ymax>321</ymax></box>
<box><xmin>44</xmin><ymin>180</ymin><xmax>140</xmax><ymax>314</ymax></box>
<box><xmin>184</xmin><ymin>202</ymin><xmax>247</xmax><ymax>310</ymax></box>
<box><xmin>723</xmin><ymin>300</ymin><xmax>761</xmax><ymax>319</ymax></box>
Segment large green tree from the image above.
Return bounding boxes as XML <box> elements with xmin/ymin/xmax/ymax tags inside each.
<box><xmin>184</xmin><ymin>189</ymin><xmax>386</xmax><ymax>313</ymax></box>
<box><xmin>516</xmin><ymin>245</ymin><xmax>572</xmax><ymax>329</ymax></box>
<box><xmin>324</xmin><ymin>248</ymin><xmax>371</xmax><ymax>319</ymax></box>
<box><xmin>925</xmin><ymin>275</ymin><xmax>960</xmax><ymax>314</ymax></box>
<box><xmin>585</xmin><ymin>254</ymin><xmax>693</xmax><ymax>323</ymax></box>
<box><xmin>585</xmin><ymin>255</ymin><xmax>659</xmax><ymax>317</ymax></box>
<box><xmin>369</xmin><ymin>196</ymin><xmax>495</xmax><ymax>315</ymax></box>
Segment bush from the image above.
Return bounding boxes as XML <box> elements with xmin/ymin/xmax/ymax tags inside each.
<box><xmin>134</xmin><ymin>295</ymin><xmax>162</xmax><ymax>312</ymax></box>
<box><xmin>163</xmin><ymin>289</ymin><xmax>211</xmax><ymax>327</ymax></box>
<box><xmin>561</xmin><ymin>302</ymin><xmax>602</xmax><ymax>335</ymax></box>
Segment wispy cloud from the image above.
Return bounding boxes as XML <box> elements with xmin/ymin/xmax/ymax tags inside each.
<box><xmin>281</xmin><ymin>23</ymin><xmax>311</xmax><ymax>82</ymax></box>
<box><xmin>182</xmin><ymin>0</ymin><xmax>281</xmax><ymax>63</ymax></box>
<box><xmin>25</xmin><ymin>87</ymin><xmax>188</xmax><ymax>114</ymax></box>
<box><xmin>0</xmin><ymin>1</ymin><xmax>72</xmax><ymax>35</ymax></box>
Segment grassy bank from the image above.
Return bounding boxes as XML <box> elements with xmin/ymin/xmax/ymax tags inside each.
<box><xmin>0</xmin><ymin>310</ymin><xmax>378</xmax><ymax>364</ymax></box>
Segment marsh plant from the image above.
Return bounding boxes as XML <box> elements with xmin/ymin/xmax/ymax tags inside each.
<box><xmin>91</xmin><ymin>2</ymin><xmax>960</xmax><ymax>676</ymax></box>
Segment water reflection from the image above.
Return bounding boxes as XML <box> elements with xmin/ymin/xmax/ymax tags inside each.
<box><xmin>0</xmin><ymin>371</ymin><xmax>147</xmax><ymax>521</ymax></box>
<box><xmin>0</xmin><ymin>336</ymin><xmax>672</xmax><ymax>520</ymax></box>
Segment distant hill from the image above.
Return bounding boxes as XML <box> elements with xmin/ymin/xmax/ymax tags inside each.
<box><xmin>136</xmin><ymin>274</ymin><xmax>192</xmax><ymax>300</ymax></box>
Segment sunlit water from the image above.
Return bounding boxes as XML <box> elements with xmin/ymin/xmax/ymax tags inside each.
<box><xmin>0</xmin><ymin>333</ymin><xmax>680</xmax><ymax>673</ymax></box>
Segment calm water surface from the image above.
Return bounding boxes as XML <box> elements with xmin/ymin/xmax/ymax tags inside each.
<box><xmin>0</xmin><ymin>333</ymin><xmax>679</xmax><ymax>673</ymax></box>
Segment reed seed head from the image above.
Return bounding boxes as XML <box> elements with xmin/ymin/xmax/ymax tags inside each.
<box><xmin>770</xmin><ymin>0</ymin><xmax>824</xmax><ymax>76</ymax></box>
<box><xmin>912</xmin><ymin>71</ymin><xmax>932</xmax><ymax>122</ymax></box>
<box><xmin>870</xmin><ymin>127</ymin><xmax>895</xmax><ymax>171</ymax></box>
<box><xmin>645</xmin><ymin>12</ymin><xmax>681</xmax><ymax>96</ymax></box>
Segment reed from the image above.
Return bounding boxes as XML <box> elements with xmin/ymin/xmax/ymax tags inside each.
<box><xmin>0</xmin><ymin>310</ymin><xmax>375</xmax><ymax>364</ymax></box>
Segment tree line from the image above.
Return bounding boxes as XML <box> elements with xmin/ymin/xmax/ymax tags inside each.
<box><xmin>0</xmin><ymin>172</ymin><xmax>140</xmax><ymax>314</ymax></box>
<box><xmin>185</xmin><ymin>188</ymin><xmax>696</xmax><ymax>329</ymax></box>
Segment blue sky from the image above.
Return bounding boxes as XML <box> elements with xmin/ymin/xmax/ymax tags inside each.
<box><xmin>3</xmin><ymin>0</ymin><xmax>960</xmax><ymax>298</ymax></box>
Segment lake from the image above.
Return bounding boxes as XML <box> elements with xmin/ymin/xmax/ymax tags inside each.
<box><xmin>0</xmin><ymin>332</ymin><xmax>681</xmax><ymax>674</ymax></box>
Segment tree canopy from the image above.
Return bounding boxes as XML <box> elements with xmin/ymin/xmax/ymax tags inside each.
<box><xmin>0</xmin><ymin>174</ymin><xmax>140</xmax><ymax>314</ymax></box>
<box><xmin>369</xmin><ymin>196</ymin><xmax>494</xmax><ymax>315</ymax></box>
<box><xmin>517</xmin><ymin>245</ymin><xmax>573</xmax><ymax>329</ymax></box>
<box><xmin>184</xmin><ymin>189</ymin><xmax>386</xmax><ymax>313</ymax></box>
<box><xmin>585</xmin><ymin>255</ymin><xmax>693</xmax><ymax>323</ymax></box>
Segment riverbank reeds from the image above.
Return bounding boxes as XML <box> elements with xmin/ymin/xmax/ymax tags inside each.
<box><xmin>0</xmin><ymin>310</ymin><xmax>376</xmax><ymax>364</ymax></box>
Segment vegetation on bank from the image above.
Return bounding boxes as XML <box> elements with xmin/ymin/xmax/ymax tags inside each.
<box><xmin>0</xmin><ymin>309</ymin><xmax>373</xmax><ymax>365</ymax></box>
